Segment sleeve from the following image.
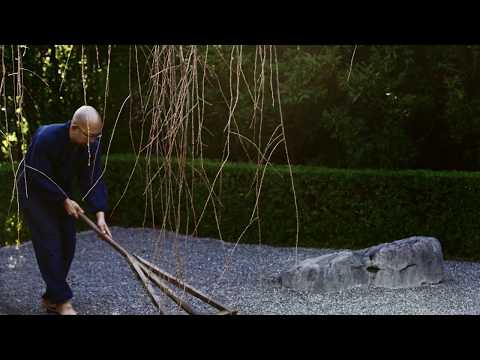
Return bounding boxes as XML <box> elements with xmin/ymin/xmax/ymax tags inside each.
<box><xmin>25</xmin><ymin>137</ymin><xmax>68</xmax><ymax>204</ymax></box>
<box><xmin>77</xmin><ymin>140</ymin><xmax>108</xmax><ymax>214</ymax></box>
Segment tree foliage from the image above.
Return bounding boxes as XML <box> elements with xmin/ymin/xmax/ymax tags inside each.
<box><xmin>2</xmin><ymin>45</ymin><xmax>480</xmax><ymax>170</ymax></box>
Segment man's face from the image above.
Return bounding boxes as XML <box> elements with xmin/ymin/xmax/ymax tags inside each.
<box><xmin>70</xmin><ymin>123</ymin><xmax>103</xmax><ymax>145</ymax></box>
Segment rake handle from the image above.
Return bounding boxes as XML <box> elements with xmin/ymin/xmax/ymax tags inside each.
<box><xmin>78</xmin><ymin>212</ymin><xmax>110</xmax><ymax>241</ymax></box>
<box><xmin>78</xmin><ymin>213</ymin><xmax>236</xmax><ymax>315</ymax></box>
<box><xmin>78</xmin><ymin>212</ymin><xmax>169</xmax><ymax>314</ymax></box>
<box><xmin>133</xmin><ymin>254</ymin><xmax>235</xmax><ymax>313</ymax></box>
<box><xmin>78</xmin><ymin>213</ymin><xmax>130</xmax><ymax>258</ymax></box>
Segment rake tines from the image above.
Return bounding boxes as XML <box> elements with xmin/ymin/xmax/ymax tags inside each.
<box><xmin>79</xmin><ymin>213</ymin><xmax>237</xmax><ymax>315</ymax></box>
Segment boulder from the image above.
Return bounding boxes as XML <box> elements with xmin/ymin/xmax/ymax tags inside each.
<box><xmin>280</xmin><ymin>236</ymin><xmax>444</xmax><ymax>292</ymax></box>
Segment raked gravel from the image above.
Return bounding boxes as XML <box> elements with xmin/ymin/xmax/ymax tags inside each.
<box><xmin>1</xmin><ymin>226</ymin><xmax>480</xmax><ymax>315</ymax></box>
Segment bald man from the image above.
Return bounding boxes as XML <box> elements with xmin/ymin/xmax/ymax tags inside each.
<box><xmin>16</xmin><ymin>105</ymin><xmax>111</xmax><ymax>315</ymax></box>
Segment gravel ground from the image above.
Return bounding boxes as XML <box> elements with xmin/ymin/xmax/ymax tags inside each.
<box><xmin>1</xmin><ymin>226</ymin><xmax>480</xmax><ymax>315</ymax></box>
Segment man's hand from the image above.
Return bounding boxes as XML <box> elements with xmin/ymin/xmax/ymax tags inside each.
<box><xmin>64</xmin><ymin>198</ymin><xmax>84</xmax><ymax>219</ymax></box>
<box><xmin>96</xmin><ymin>211</ymin><xmax>112</xmax><ymax>239</ymax></box>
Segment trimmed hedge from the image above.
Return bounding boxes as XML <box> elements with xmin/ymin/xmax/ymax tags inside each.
<box><xmin>2</xmin><ymin>155</ymin><xmax>480</xmax><ymax>261</ymax></box>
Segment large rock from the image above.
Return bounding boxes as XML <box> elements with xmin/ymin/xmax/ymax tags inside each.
<box><xmin>280</xmin><ymin>236</ymin><xmax>445</xmax><ymax>292</ymax></box>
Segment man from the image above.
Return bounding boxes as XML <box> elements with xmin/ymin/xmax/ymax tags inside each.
<box><xmin>16</xmin><ymin>105</ymin><xmax>112</xmax><ymax>315</ymax></box>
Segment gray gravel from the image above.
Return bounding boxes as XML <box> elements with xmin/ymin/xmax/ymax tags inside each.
<box><xmin>1</xmin><ymin>226</ymin><xmax>480</xmax><ymax>315</ymax></box>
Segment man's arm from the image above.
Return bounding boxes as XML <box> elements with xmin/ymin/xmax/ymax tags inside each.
<box><xmin>24</xmin><ymin>137</ymin><xmax>68</xmax><ymax>204</ymax></box>
<box><xmin>96</xmin><ymin>211</ymin><xmax>112</xmax><ymax>238</ymax></box>
<box><xmin>78</xmin><ymin>140</ymin><xmax>110</xmax><ymax>237</ymax></box>
<box><xmin>64</xmin><ymin>198</ymin><xmax>85</xmax><ymax>218</ymax></box>
<box><xmin>77</xmin><ymin>140</ymin><xmax>108</xmax><ymax>213</ymax></box>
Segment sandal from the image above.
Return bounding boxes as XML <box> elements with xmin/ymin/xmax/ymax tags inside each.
<box><xmin>42</xmin><ymin>298</ymin><xmax>77</xmax><ymax>315</ymax></box>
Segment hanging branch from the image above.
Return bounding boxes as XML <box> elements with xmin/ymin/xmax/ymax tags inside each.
<box><xmin>4</xmin><ymin>45</ymin><xmax>300</xmax><ymax>314</ymax></box>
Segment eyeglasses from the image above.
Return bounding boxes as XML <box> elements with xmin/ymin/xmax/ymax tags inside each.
<box><xmin>77</xmin><ymin>126</ymin><xmax>102</xmax><ymax>140</ymax></box>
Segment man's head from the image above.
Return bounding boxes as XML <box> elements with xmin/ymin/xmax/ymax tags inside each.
<box><xmin>69</xmin><ymin>105</ymin><xmax>103</xmax><ymax>145</ymax></box>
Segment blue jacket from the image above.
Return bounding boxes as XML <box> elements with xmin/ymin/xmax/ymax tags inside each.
<box><xmin>17</xmin><ymin>120</ymin><xmax>108</xmax><ymax>214</ymax></box>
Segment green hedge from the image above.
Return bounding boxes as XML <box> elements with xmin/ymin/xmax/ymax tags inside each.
<box><xmin>2</xmin><ymin>155</ymin><xmax>480</xmax><ymax>261</ymax></box>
